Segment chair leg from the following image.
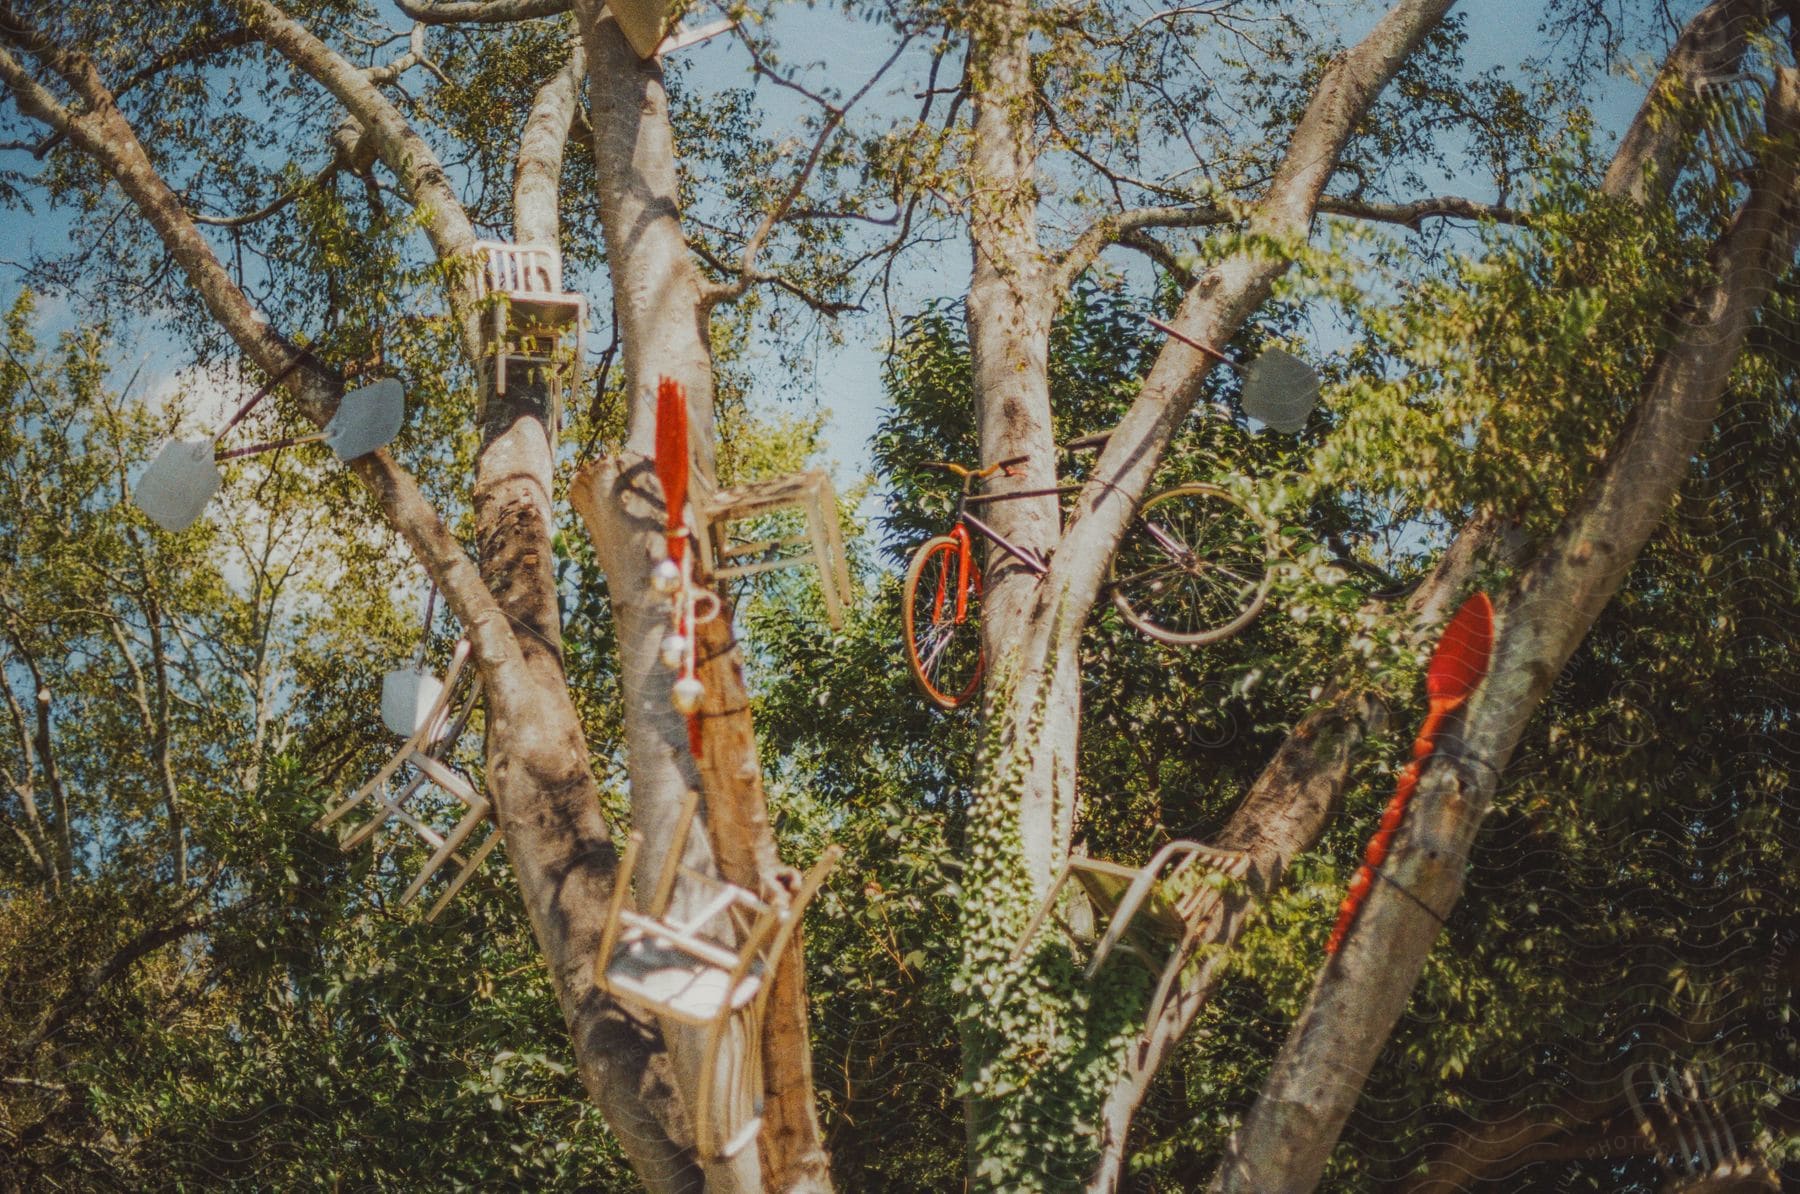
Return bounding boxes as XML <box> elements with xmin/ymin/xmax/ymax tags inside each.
<box><xmin>647</xmin><ymin>790</ymin><xmax>702</xmax><ymax>917</ymax></box>
<box><xmin>494</xmin><ymin>304</ymin><xmax>508</xmax><ymax>395</ymax></box>
<box><xmin>400</xmin><ymin>796</ymin><xmax>491</xmax><ymax>905</ymax></box>
<box><xmin>423</xmin><ymin>825</ymin><xmax>504</xmax><ymax>922</ymax></box>
<box><xmin>818</xmin><ymin>478</ymin><xmax>852</xmax><ymax>615</ymax></box>
<box><xmin>696</xmin><ymin>1000</ymin><xmax>730</xmax><ymax>1159</ymax></box>
<box><xmin>714</xmin><ymin>1007</ymin><xmax>765</xmax><ymax>1160</ymax></box>
<box><xmin>339</xmin><ymin>765</ymin><xmax>430</xmax><ymax>852</ymax></box>
<box><xmin>1139</xmin><ymin>928</ymin><xmax>1199</xmax><ymax>1067</ymax></box>
<box><xmin>596</xmin><ymin>831</ymin><xmax>643</xmax><ymax>987</ymax></box>
<box><xmin>1005</xmin><ymin>864</ymin><xmax>1075</xmax><ymax>970</ymax></box>
<box><xmin>805</xmin><ymin>491</ymin><xmax>842</xmax><ymax>630</ymax></box>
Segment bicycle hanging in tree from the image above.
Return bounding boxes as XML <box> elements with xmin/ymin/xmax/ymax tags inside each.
<box><xmin>901</xmin><ymin>431</ymin><xmax>1276</xmax><ymax>709</ymax></box>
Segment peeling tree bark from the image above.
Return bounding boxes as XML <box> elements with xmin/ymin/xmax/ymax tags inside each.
<box><xmin>1211</xmin><ymin>62</ymin><xmax>1800</xmax><ymax>1194</ymax></box>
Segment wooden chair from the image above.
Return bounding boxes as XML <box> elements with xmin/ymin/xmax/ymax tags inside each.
<box><xmin>1005</xmin><ymin>840</ymin><xmax>1249</xmax><ymax>1038</ymax></box>
<box><xmin>469</xmin><ymin>241</ymin><xmax>587</xmax><ymax>406</ymax></box>
<box><xmin>1625</xmin><ymin>1061</ymin><xmax>1779</xmax><ymax>1193</ymax></box>
<box><xmin>316</xmin><ymin>640</ymin><xmax>502</xmax><ymax>922</ymax></box>
<box><xmin>694</xmin><ymin>469</ymin><xmax>852</xmax><ymax>629</ymax></box>
<box><xmin>597</xmin><ymin>791</ymin><xmax>841</xmax><ymax>1159</ymax></box>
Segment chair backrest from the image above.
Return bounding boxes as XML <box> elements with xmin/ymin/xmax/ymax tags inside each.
<box><xmin>1626</xmin><ymin>1061</ymin><xmax>1745</xmax><ymax>1179</ymax></box>
<box><xmin>472</xmin><ymin>241</ymin><xmax>563</xmax><ymax>299</ymax></box>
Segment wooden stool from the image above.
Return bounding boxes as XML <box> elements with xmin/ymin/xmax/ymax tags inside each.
<box><xmin>694</xmin><ymin>469</ymin><xmax>852</xmax><ymax>628</ymax></box>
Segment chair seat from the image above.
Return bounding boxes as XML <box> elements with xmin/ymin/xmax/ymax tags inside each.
<box><xmin>1073</xmin><ymin>868</ymin><xmax>1188</xmax><ymax>940</ymax></box>
<box><xmin>605</xmin><ymin>935</ymin><xmax>764</xmax><ymax>1022</ymax></box>
<box><xmin>707</xmin><ymin>471</ymin><xmax>828</xmax><ymax>519</ymax></box>
<box><xmin>501</xmin><ymin>295</ymin><xmax>584</xmax><ymax>325</ymax></box>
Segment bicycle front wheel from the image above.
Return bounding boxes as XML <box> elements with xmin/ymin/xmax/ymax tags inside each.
<box><xmin>902</xmin><ymin>535</ymin><xmax>985</xmax><ymax>708</ymax></box>
<box><xmin>1110</xmin><ymin>483</ymin><xmax>1273</xmax><ymax>646</ymax></box>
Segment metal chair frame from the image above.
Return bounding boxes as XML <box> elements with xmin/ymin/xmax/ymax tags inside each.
<box><xmin>1006</xmin><ymin>840</ymin><xmax>1249</xmax><ymax>1041</ymax></box>
<box><xmin>316</xmin><ymin>640</ymin><xmax>501</xmax><ymax>922</ymax></box>
<box><xmin>596</xmin><ymin>790</ymin><xmax>840</xmax><ymax>1160</ymax></box>
<box><xmin>694</xmin><ymin>469</ymin><xmax>852</xmax><ymax>629</ymax></box>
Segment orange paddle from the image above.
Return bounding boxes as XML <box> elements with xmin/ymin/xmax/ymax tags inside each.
<box><xmin>1326</xmin><ymin>591</ymin><xmax>1495</xmax><ymax>954</ymax></box>
<box><xmin>655</xmin><ymin>377</ymin><xmax>706</xmax><ymax>759</ymax></box>
<box><xmin>655</xmin><ymin>376</ymin><xmax>689</xmax><ymax>566</ymax></box>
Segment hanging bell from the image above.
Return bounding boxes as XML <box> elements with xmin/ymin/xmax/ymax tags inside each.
<box><xmin>659</xmin><ymin>632</ymin><xmax>690</xmax><ymax>670</ymax></box>
<box><xmin>671</xmin><ymin>676</ymin><xmax>705</xmax><ymax>714</ymax></box>
<box><xmin>650</xmin><ymin>557</ymin><xmax>683</xmax><ymax>594</ymax></box>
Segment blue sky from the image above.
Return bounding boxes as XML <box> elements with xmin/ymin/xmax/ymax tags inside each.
<box><xmin>0</xmin><ymin>1</ymin><xmax>1676</xmax><ymax>479</ymax></box>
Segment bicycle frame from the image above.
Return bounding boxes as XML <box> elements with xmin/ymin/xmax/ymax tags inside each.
<box><xmin>950</xmin><ymin>474</ymin><xmax>1080</xmax><ymax>578</ymax></box>
<box><xmin>905</xmin><ymin>443</ymin><xmax>1276</xmax><ymax>707</ymax></box>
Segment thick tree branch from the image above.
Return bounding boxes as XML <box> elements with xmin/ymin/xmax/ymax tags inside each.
<box><xmin>1055</xmin><ymin>193</ymin><xmax>1525</xmax><ymax>291</ymax></box>
<box><xmin>1605</xmin><ymin>0</ymin><xmax>1778</xmax><ymax>203</ymax></box>
<box><xmin>514</xmin><ymin>32</ymin><xmax>584</xmax><ymax>247</ymax></box>
<box><xmin>0</xmin><ymin>635</ymin><xmax>57</xmax><ymax>891</ymax></box>
<box><xmin>238</xmin><ymin>1</ymin><xmax>478</xmax><ymax>269</ymax></box>
<box><xmin>1397</xmin><ymin>1089</ymin><xmax>1638</xmax><ymax>1194</ymax></box>
<box><xmin>1212</xmin><ymin>62</ymin><xmax>1800</xmax><ymax>1194</ymax></box>
<box><xmin>191</xmin><ymin>158</ymin><xmax>339</xmax><ymax>227</ymax></box>
<box><xmin>3</xmin><ymin>889</ymin><xmax>214</xmax><ymax>1076</ymax></box>
<box><xmin>397</xmin><ymin>0</ymin><xmax>570</xmax><ymax>24</ymax></box>
<box><xmin>1082</xmin><ymin>514</ymin><xmax>1524</xmax><ymax>1193</ymax></box>
<box><xmin>29</xmin><ymin>27</ymin><xmax>258</xmax><ymax>160</ymax></box>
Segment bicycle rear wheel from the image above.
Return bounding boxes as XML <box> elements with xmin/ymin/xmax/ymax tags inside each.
<box><xmin>1110</xmin><ymin>483</ymin><xmax>1273</xmax><ymax>646</ymax></box>
<box><xmin>903</xmin><ymin>535</ymin><xmax>985</xmax><ymax>708</ymax></box>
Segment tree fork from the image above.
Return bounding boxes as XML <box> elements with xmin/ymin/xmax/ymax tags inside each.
<box><xmin>1080</xmin><ymin>0</ymin><xmax>1781</xmax><ymax>1178</ymax></box>
<box><xmin>1211</xmin><ymin>60</ymin><xmax>1800</xmax><ymax>1194</ymax></box>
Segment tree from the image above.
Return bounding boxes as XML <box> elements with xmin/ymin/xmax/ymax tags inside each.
<box><xmin>2</xmin><ymin>0</ymin><xmax>1797</xmax><ymax>1190</ymax></box>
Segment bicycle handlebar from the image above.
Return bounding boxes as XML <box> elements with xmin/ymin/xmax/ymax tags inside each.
<box><xmin>920</xmin><ymin>454</ymin><xmax>1030</xmax><ymax>480</ymax></box>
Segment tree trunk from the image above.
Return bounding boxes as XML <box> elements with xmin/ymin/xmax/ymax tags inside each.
<box><xmin>1081</xmin><ymin>0</ymin><xmax>1777</xmax><ymax>1179</ymax></box>
<box><xmin>570</xmin><ymin>10</ymin><xmax>834</xmax><ymax>1186</ymax></box>
<box><xmin>1211</xmin><ymin>63</ymin><xmax>1800</xmax><ymax>1194</ymax></box>
<box><xmin>951</xmin><ymin>0</ymin><xmax>1455</xmax><ymax>1185</ymax></box>
<box><xmin>963</xmin><ymin>0</ymin><xmax>1070</xmax><ymax>893</ymax></box>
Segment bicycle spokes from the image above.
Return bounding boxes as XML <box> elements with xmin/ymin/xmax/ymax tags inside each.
<box><xmin>1109</xmin><ymin>484</ymin><xmax>1273</xmax><ymax>646</ymax></box>
<box><xmin>903</xmin><ymin>535</ymin><xmax>985</xmax><ymax>708</ymax></box>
